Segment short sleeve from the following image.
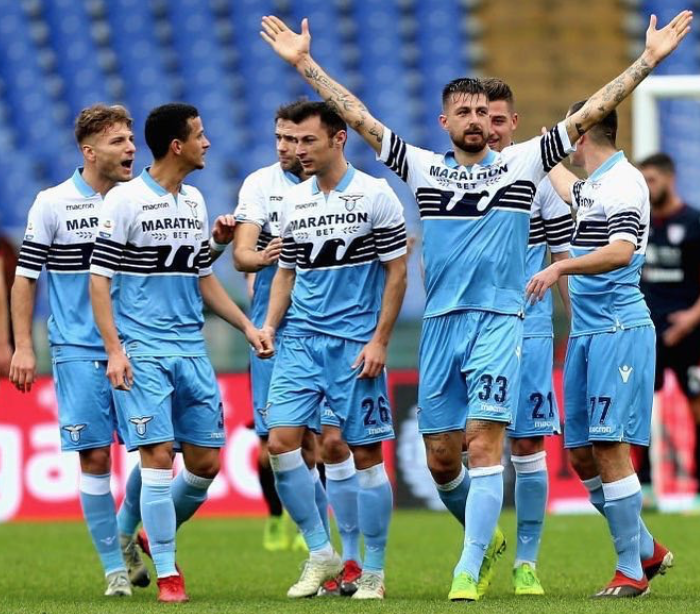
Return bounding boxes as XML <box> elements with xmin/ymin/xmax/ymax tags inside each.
<box><xmin>196</xmin><ymin>198</ymin><xmax>213</xmax><ymax>277</ymax></box>
<box><xmin>603</xmin><ymin>183</ymin><xmax>645</xmax><ymax>247</ymax></box>
<box><xmin>90</xmin><ymin>188</ymin><xmax>131</xmax><ymax>278</ymax></box>
<box><xmin>16</xmin><ymin>193</ymin><xmax>56</xmax><ymax>279</ymax></box>
<box><xmin>277</xmin><ymin>195</ymin><xmax>296</xmax><ymax>270</ymax></box>
<box><xmin>537</xmin><ymin>177</ymin><xmax>574</xmax><ymax>254</ymax></box>
<box><xmin>371</xmin><ymin>181</ymin><xmax>408</xmax><ymax>262</ymax></box>
<box><xmin>234</xmin><ymin>172</ymin><xmax>267</xmax><ymax>227</ymax></box>
<box><xmin>377</xmin><ymin>128</ymin><xmax>432</xmax><ymax>192</ymax></box>
<box><xmin>507</xmin><ymin>121</ymin><xmax>574</xmax><ymax>186</ymax></box>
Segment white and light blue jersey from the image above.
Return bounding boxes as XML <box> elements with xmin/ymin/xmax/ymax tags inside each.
<box><xmin>568</xmin><ymin>151</ymin><xmax>652</xmax><ymax>336</ymax></box>
<box><xmin>90</xmin><ymin>168</ymin><xmax>212</xmax><ymax>357</ymax></box>
<box><xmin>278</xmin><ymin>165</ymin><xmax>407</xmax><ymax>342</ymax></box>
<box><xmin>233</xmin><ymin>162</ymin><xmax>300</xmax><ymax>328</ymax></box>
<box><xmin>524</xmin><ymin>177</ymin><xmax>574</xmax><ymax>337</ymax></box>
<box><xmin>16</xmin><ymin>169</ymin><xmax>108</xmax><ymax>362</ymax></box>
<box><xmin>379</xmin><ymin>122</ymin><xmax>573</xmax><ymax>318</ymax></box>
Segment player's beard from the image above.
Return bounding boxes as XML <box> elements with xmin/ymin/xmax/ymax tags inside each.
<box><xmin>282</xmin><ymin>158</ymin><xmax>304</xmax><ymax>177</ymax></box>
<box><xmin>452</xmin><ymin>130</ymin><xmax>488</xmax><ymax>154</ymax></box>
<box><xmin>650</xmin><ymin>187</ymin><xmax>669</xmax><ymax>209</ymax></box>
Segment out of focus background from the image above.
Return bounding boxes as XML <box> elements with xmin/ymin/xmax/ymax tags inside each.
<box><xmin>1</xmin><ymin>0</ymin><xmax>699</xmax><ymax>521</ymax></box>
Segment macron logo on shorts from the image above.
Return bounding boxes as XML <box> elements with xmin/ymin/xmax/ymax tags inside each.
<box><xmin>618</xmin><ymin>365</ymin><xmax>633</xmax><ymax>384</ymax></box>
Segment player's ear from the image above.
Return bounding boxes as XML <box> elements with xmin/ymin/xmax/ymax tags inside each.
<box><xmin>511</xmin><ymin>112</ymin><xmax>519</xmax><ymax>130</ymax></box>
<box><xmin>81</xmin><ymin>143</ymin><xmax>96</xmax><ymax>163</ymax></box>
<box><xmin>170</xmin><ymin>139</ymin><xmax>183</xmax><ymax>156</ymax></box>
<box><xmin>438</xmin><ymin>114</ymin><xmax>448</xmax><ymax>131</ymax></box>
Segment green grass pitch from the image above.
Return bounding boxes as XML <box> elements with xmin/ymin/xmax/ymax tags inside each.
<box><xmin>1</xmin><ymin>510</ymin><xmax>699</xmax><ymax>613</ymax></box>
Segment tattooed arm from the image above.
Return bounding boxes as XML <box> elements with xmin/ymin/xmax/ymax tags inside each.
<box><xmin>565</xmin><ymin>10</ymin><xmax>693</xmax><ymax>144</ymax></box>
<box><xmin>261</xmin><ymin>16</ymin><xmax>385</xmax><ymax>153</ymax></box>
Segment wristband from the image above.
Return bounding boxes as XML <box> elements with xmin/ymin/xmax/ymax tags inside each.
<box><xmin>209</xmin><ymin>237</ymin><xmax>227</xmax><ymax>253</ymax></box>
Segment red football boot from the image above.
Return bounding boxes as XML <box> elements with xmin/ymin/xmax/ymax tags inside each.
<box><xmin>642</xmin><ymin>540</ymin><xmax>674</xmax><ymax>581</ymax></box>
<box><xmin>592</xmin><ymin>571</ymin><xmax>650</xmax><ymax>598</ymax></box>
<box><xmin>318</xmin><ymin>560</ymin><xmax>362</xmax><ymax>597</ymax></box>
<box><xmin>157</xmin><ymin>574</ymin><xmax>189</xmax><ymax>603</ymax></box>
<box><xmin>137</xmin><ymin>529</ymin><xmax>186</xmax><ymax>589</ymax></box>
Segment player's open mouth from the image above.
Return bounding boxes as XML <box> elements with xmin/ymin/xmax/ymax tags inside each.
<box><xmin>121</xmin><ymin>159</ymin><xmax>133</xmax><ymax>170</ymax></box>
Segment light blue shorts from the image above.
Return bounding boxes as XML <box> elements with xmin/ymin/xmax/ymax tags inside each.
<box><xmin>250</xmin><ymin>349</ymin><xmax>338</xmax><ymax>437</ymax></box>
<box><xmin>508</xmin><ymin>335</ymin><xmax>561</xmax><ymax>438</ymax></box>
<box><xmin>114</xmin><ymin>356</ymin><xmax>225</xmax><ymax>451</ymax></box>
<box><xmin>266</xmin><ymin>334</ymin><xmax>393</xmax><ymax>446</ymax></box>
<box><xmin>417</xmin><ymin>311</ymin><xmax>523</xmax><ymax>433</ymax></box>
<box><xmin>53</xmin><ymin>359</ymin><xmax>119</xmax><ymax>452</ymax></box>
<box><xmin>563</xmin><ymin>326</ymin><xmax>655</xmax><ymax>448</ymax></box>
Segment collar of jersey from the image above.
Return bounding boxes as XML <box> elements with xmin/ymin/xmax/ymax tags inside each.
<box><xmin>444</xmin><ymin>148</ymin><xmax>497</xmax><ymax>169</ymax></box>
<box><xmin>141</xmin><ymin>167</ymin><xmax>187</xmax><ymax>196</ymax></box>
<box><xmin>284</xmin><ymin>170</ymin><xmax>301</xmax><ymax>184</ymax></box>
<box><xmin>589</xmin><ymin>150</ymin><xmax>625</xmax><ymax>182</ymax></box>
<box><xmin>72</xmin><ymin>167</ymin><xmax>98</xmax><ymax>198</ymax></box>
<box><xmin>311</xmin><ymin>163</ymin><xmax>355</xmax><ymax>195</ymax></box>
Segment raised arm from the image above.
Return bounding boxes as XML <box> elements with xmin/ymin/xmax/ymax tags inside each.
<box><xmin>261</xmin><ymin>16</ymin><xmax>386</xmax><ymax>154</ymax></box>
<box><xmin>564</xmin><ymin>11</ymin><xmax>692</xmax><ymax>144</ymax></box>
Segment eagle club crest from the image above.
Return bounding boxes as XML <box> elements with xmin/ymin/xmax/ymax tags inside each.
<box><xmin>339</xmin><ymin>193</ymin><xmax>363</xmax><ymax>212</ymax></box>
<box><xmin>129</xmin><ymin>416</ymin><xmax>154</xmax><ymax>437</ymax></box>
<box><xmin>63</xmin><ymin>424</ymin><xmax>86</xmax><ymax>443</ymax></box>
<box><xmin>184</xmin><ymin>199</ymin><xmax>199</xmax><ymax>220</ymax></box>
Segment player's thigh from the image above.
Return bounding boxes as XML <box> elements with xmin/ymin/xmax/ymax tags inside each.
<box><xmin>250</xmin><ymin>350</ymin><xmax>275</xmax><ymax>437</ymax></box>
<box><xmin>325</xmin><ymin>338</ymin><xmax>394</xmax><ymax>446</ymax></box>
<box><xmin>667</xmin><ymin>328</ymin><xmax>700</xmax><ymax>399</ymax></box>
<box><xmin>508</xmin><ymin>335</ymin><xmax>560</xmax><ymax>439</ymax></box>
<box><xmin>587</xmin><ymin>327</ymin><xmax>655</xmax><ymax>446</ymax></box>
<box><xmin>563</xmin><ymin>336</ymin><xmax>591</xmax><ymax>449</ymax></box>
<box><xmin>465</xmin><ymin>312</ymin><xmax>522</xmax><ymax>425</ymax></box>
<box><xmin>172</xmin><ymin>356</ymin><xmax>225</xmax><ymax>449</ymax></box>
<box><xmin>113</xmin><ymin>357</ymin><xmax>175</xmax><ymax>450</ymax></box>
<box><xmin>417</xmin><ymin>313</ymin><xmax>470</xmax><ymax>434</ymax></box>
<box><xmin>267</xmin><ymin>336</ymin><xmax>324</xmax><ymax>430</ymax></box>
<box><xmin>53</xmin><ymin>360</ymin><xmax>116</xmax><ymax>452</ymax></box>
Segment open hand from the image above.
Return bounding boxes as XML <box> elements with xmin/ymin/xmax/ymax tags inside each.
<box><xmin>644</xmin><ymin>11</ymin><xmax>693</xmax><ymax>66</ymax></box>
<box><xmin>526</xmin><ymin>264</ymin><xmax>561</xmax><ymax>305</ymax></box>
<box><xmin>259</xmin><ymin>237</ymin><xmax>283</xmax><ymax>267</ymax></box>
<box><xmin>261</xmin><ymin>16</ymin><xmax>311</xmax><ymax>67</ymax></box>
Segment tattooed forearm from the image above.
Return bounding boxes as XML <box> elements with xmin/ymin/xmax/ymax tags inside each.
<box><xmin>300</xmin><ymin>56</ymin><xmax>385</xmax><ymax>152</ymax></box>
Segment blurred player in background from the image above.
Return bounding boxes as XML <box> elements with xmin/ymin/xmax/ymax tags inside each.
<box><xmin>262</xmin><ymin>8</ymin><xmax>691</xmax><ymax>602</ymax></box>
<box><xmin>482</xmin><ymin>77</ymin><xmax>573</xmax><ymax>596</ymax></box>
<box><xmin>10</xmin><ymin>104</ymin><xmax>144</xmax><ymax>597</ymax></box>
<box><xmin>261</xmin><ymin>102</ymin><xmax>407</xmax><ymax>600</ymax></box>
<box><xmin>528</xmin><ymin>102</ymin><xmax>673</xmax><ymax>598</ymax></box>
<box><xmin>638</xmin><ymin>153</ymin><xmax>700</xmax><ymax>498</ymax></box>
<box><xmin>234</xmin><ymin>101</ymin><xmax>363</xmax><ymax>595</ymax></box>
<box><xmin>89</xmin><ymin>103</ymin><xmax>267</xmax><ymax>603</ymax></box>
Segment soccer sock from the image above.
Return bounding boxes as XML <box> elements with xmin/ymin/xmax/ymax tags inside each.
<box><xmin>140</xmin><ymin>467</ymin><xmax>177</xmax><ymax>578</ymax></box>
<box><xmin>434</xmin><ymin>464</ymin><xmax>469</xmax><ymax>527</ymax></box>
<box><xmin>602</xmin><ymin>474</ymin><xmax>644</xmax><ymax>580</ymax></box>
<box><xmin>454</xmin><ymin>466</ymin><xmax>504</xmax><ymax>579</ymax></box>
<box><xmin>357</xmin><ymin>462</ymin><xmax>393</xmax><ymax>573</ymax></box>
<box><xmin>583</xmin><ymin>474</ymin><xmax>654</xmax><ymax>560</ymax></box>
<box><xmin>311</xmin><ymin>466</ymin><xmax>330</xmax><ymax>539</ymax></box>
<box><xmin>79</xmin><ymin>473</ymin><xmax>125</xmax><ymax>575</ymax></box>
<box><xmin>117</xmin><ymin>462</ymin><xmax>142</xmax><ymax>538</ymax></box>
<box><xmin>270</xmin><ymin>448</ymin><xmax>331</xmax><ymax>554</ymax></box>
<box><xmin>325</xmin><ymin>456</ymin><xmax>361</xmax><ymax>563</ymax></box>
<box><xmin>172</xmin><ymin>467</ymin><xmax>214</xmax><ymax>529</ymax></box>
<box><xmin>258</xmin><ymin>457</ymin><xmax>283</xmax><ymax>517</ymax></box>
<box><xmin>512</xmin><ymin>452</ymin><xmax>548</xmax><ymax>567</ymax></box>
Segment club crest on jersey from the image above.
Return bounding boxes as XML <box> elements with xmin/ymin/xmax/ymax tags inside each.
<box><xmin>667</xmin><ymin>224</ymin><xmax>685</xmax><ymax>245</ymax></box>
<box><xmin>184</xmin><ymin>199</ymin><xmax>199</xmax><ymax>220</ymax></box>
<box><xmin>339</xmin><ymin>194</ymin><xmax>364</xmax><ymax>212</ymax></box>
<box><xmin>63</xmin><ymin>424</ymin><xmax>86</xmax><ymax>443</ymax></box>
<box><xmin>129</xmin><ymin>416</ymin><xmax>153</xmax><ymax>437</ymax></box>
<box><xmin>99</xmin><ymin>219</ymin><xmax>114</xmax><ymax>238</ymax></box>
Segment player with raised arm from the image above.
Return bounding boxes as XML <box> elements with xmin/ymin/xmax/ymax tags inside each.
<box><xmin>261</xmin><ymin>9</ymin><xmax>692</xmax><ymax>602</ymax></box>
<box><xmin>528</xmin><ymin>103</ymin><xmax>673</xmax><ymax>598</ymax></box>
<box><xmin>10</xmin><ymin>104</ymin><xmax>145</xmax><ymax>597</ymax></box>
<box><xmin>481</xmin><ymin>77</ymin><xmax>573</xmax><ymax>596</ymax></box>
<box><xmin>260</xmin><ymin>101</ymin><xmax>407</xmax><ymax>600</ymax></box>
<box><xmin>89</xmin><ymin>103</ymin><xmax>269</xmax><ymax>603</ymax></box>
<box><xmin>234</xmin><ymin>101</ymin><xmax>363</xmax><ymax>594</ymax></box>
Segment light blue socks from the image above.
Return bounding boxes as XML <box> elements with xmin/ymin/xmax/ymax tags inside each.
<box><xmin>512</xmin><ymin>452</ymin><xmax>548</xmax><ymax>568</ymax></box>
<box><xmin>325</xmin><ymin>456</ymin><xmax>361</xmax><ymax>562</ymax></box>
<box><xmin>140</xmin><ymin>468</ymin><xmax>177</xmax><ymax>578</ymax></box>
<box><xmin>357</xmin><ymin>462</ymin><xmax>393</xmax><ymax>573</ymax></box>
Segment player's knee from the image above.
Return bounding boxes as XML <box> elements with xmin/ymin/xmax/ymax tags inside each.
<box><xmin>78</xmin><ymin>446</ymin><xmax>111</xmax><ymax>474</ymax></box>
<box><xmin>267</xmin><ymin>432</ymin><xmax>295</xmax><ymax>457</ymax></box>
<box><xmin>591</xmin><ymin>442</ymin><xmax>633</xmax><ymax>480</ymax></box>
<box><xmin>425</xmin><ymin>448</ymin><xmax>461</xmax><ymax>483</ymax></box>
<box><xmin>511</xmin><ymin>437</ymin><xmax>545</xmax><ymax>457</ymax></box>
<box><xmin>567</xmin><ymin>447</ymin><xmax>597</xmax><ymax>480</ymax></box>
<box><xmin>140</xmin><ymin>442</ymin><xmax>175</xmax><ymax>469</ymax></box>
<box><xmin>321</xmin><ymin>431</ymin><xmax>350</xmax><ymax>464</ymax></box>
<box><xmin>188</xmin><ymin>454</ymin><xmax>220</xmax><ymax>480</ymax></box>
<box><xmin>350</xmin><ymin>442</ymin><xmax>382</xmax><ymax>470</ymax></box>
<box><xmin>466</xmin><ymin>434</ymin><xmax>502</xmax><ymax>467</ymax></box>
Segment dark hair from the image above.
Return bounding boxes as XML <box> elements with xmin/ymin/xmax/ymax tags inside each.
<box><xmin>275</xmin><ymin>100</ymin><xmax>347</xmax><ymax>138</ymax></box>
<box><xmin>145</xmin><ymin>103</ymin><xmax>200</xmax><ymax>160</ymax></box>
<box><xmin>481</xmin><ymin>77</ymin><xmax>515</xmax><ymax>109</ymax></box>
<box><xmin>638</xmin><ymin>152</ymin><xmax>675</xmax><ymax>174</ymax></box>
<box><xmin>441</xmin><ymin>78</ymin><xmax>488</xmax><ymax>108</ymax></box>
<box><xmin>569</xmin><ymin>99</ymin><xmax>617</xmax><ymax>146</ymax></box>
<box><xmin>75</xmin><ymin>104</ymin><xmax>132</xmax><ymax>144</ymax></box>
